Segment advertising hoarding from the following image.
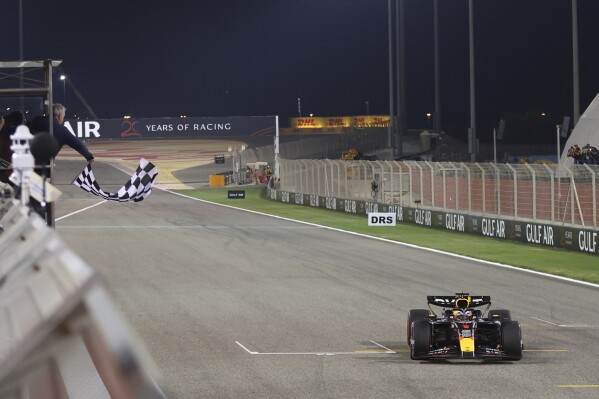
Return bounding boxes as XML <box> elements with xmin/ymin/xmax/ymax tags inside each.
<box><xmin>64</xmin><ymin>116</ymin><xmax>276</xmax><ymax>139</ymax></box>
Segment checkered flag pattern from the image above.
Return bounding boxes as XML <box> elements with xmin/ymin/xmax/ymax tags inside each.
<box><xmin>73</xmin><ymin>158</ymin><xmax>158</xmax><ymax>202</ymax></box>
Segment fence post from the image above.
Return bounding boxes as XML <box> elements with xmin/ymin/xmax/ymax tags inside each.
<box><xmin>416</xmin><ymin>162</ymin><xmax>424</xmax><ymax>207</ymax></box>
<box><xmin>300</xmin><ymin>160</ymin><xmax>306</xmax><ymax>194</ymax></box>
<box><xmin>525</xmin><ymin>163</ymin><xmax>536</xmax><ymax>220</ymax></box>
<box><xmin>475</xmin><ymin>163</ymin><xmax>485</xmax><ymax>215</ymax></box>
<box><xmin>463</xmin><ymin>163</ymin><xmax>471</xmax><ymax>212</ymax></box>
<box><xmin>369</xmin><ymin>162</ymin><xmax>377</xmax><ymax>201</ymax></box>
<box><xmin>506</xmin><ymin>163</ymin><xmax>517</xmax><ymax>218</ymax></box>
<box><xmin>305</xmin><ymin>160</ymin><xmax>310</xmax><ymax>194</ymax></box>
<box><xmin>325</xmin><ymin>159</ymin><xmax>335</xmax><ymax>197</ymax></box>
<box><xmin>344</xmin><ymin>161</ymin><xmax>348</xmax><ymax>199</ymax></box>
<box><xmin>583</xmin><ymin>164</ymin><xmax>596</xmax><ymax>229</ymax></box>
<box><xmin>406</xmin><ymin>162</ymin><xmax>414</xmax><ymax>206</ymax></box>
<box><xmin>450</xmin><ymin>162</ymin><xmax>459</xmax><ymax>211</ymax></box>
<box><xmin>567</xmin><ymin>166</ymin><xmax>575</xmax><ymax>225</ymax></box>
<box><xmin>335</xmin><ymin>160</ymin><xmax>341</xmax><ymax>198</ymax></box>
<box><xmin>543</xmin><ymin>163</ymin><xmax>555</xmax><ymax>223</ymax></box>
<box><xmin>424</xmin><ymin>161</ymin><xmax>435</xmax><ymax>208</ymax></box>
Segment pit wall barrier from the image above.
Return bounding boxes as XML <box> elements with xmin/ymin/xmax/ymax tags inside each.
<box><xmin>0</xmin><ymin>198</ymin><xmax>166</xmax><ymax>398</ymax></box>
<box><xmin>266</xmin><ymin>188</ymin><xmax>599</xmax><ymax>256</ymax></box>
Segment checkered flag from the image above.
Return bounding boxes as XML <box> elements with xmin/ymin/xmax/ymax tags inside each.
<box><xmin>73</xmin><ymin>158</ymin><xmax>158</xmax><ymax>202</ymax></box>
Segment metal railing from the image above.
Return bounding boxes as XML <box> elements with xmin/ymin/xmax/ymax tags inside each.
<box><xmin>279</xmin><ymin>159</ymin><xmax>599</xmax><ymax>229</ymax></box>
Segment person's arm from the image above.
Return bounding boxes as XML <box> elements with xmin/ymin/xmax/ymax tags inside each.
<box><xmin>58</xmin><ymin>125</ymin><xmax>95</xmax><ymax>161</ymax></box>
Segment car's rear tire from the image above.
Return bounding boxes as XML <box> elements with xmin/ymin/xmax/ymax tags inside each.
<box><xmin>501</xmin><ymin>320</ymin><xmax>522</xmax><ymax>360</ymax></box>
<box><xmin>410</xmin><ymin>320</ymin><xmax>431</xmax><ymax>360</ymax></box>
<box><xmin>488</xmin><ymin>309</ymin><xmax>511</xmax><ymax>321</ymax></box>
<box><xmin>407</xmin><ymin>309</ymin><xmax>431</xmax><ymax>345</ymax></box>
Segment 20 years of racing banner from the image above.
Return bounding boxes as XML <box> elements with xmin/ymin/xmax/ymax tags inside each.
<box><xmin>65</xmin><ymin>116</ymin><xmax>276</xmax><ymax>140</ymax></box>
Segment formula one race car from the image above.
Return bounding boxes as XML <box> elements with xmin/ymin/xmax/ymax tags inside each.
<box><xmin>407</xmin><ymin>293</ymin><xmax>522</xmax><ymax>360</ymax></box>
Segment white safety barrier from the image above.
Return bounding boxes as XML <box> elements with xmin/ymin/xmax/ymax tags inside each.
<box><xmin>0</xmin><ymin>197</ymin><xmax>165</xmax><ymax>399</ymax></box>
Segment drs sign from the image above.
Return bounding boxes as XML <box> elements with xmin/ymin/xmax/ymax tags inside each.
<box><xmin>368</xmin><ymin>212</ymin><xmax>397</xmax><ymax>226</ymax></box>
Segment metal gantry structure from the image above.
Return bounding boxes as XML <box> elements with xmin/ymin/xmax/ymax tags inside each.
<box><xmin>0</xmin><ymin>60</ymin><xmax>60</xmax><ymax>227</ymax></box>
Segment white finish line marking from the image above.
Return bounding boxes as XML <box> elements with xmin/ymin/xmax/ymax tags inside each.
<box><xmin>531</xmin><ymin>317</ymin><xmax>560</xmax><ymax>326</ymax></box>
<box><xmin>531</xmin><ymin>317</ymin><xmax>598</xmax><ymax>328</ymax></box>
<box><xmin>370</xmin><ymin>340</ymin><xmax>396</xmax><ymax>353</ymax></box>
<box><xmin>235</xmin><ymin>341</ymin><xmax>398</xmax><ymax>356</ymax></box>
<box><xmin>235</xmin><ymin>341</ymin><xmax>258</xmax><ymax>355</ymax></box>
<box><xmin>55</xmin><ymin>200</ymin><xmax>107</xmax><ymax>221</ymax></box>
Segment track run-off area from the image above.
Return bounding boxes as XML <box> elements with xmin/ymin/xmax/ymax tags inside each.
<box><xmin>52</xmin><ymin>140</ymin><xmax>599</xmax><ymax>399</ymax></box>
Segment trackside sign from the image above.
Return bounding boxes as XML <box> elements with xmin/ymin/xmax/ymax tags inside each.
<box><xmin>368</xmin><ymin>212</ymin><xmax>397</xmax><ymax>226</ymax></box>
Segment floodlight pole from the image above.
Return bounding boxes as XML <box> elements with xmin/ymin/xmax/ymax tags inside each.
<box><xmin>572</xmin><ymin>0</ymin><xmax>580</xmax><ymax>126</ymax></box>
<box><xmin>396</xmin><ymin>0</ymin><xmax>406</xmax><ymax>159</ymax></box>
<box><xmin>387</xmin><ymin>0</ymin><xmax>394</xmax><ymax>156</ymax></box>
<box><xmin>468</xmin><ymin>0</ymin><xmax>477</xmax><ymax>162</ymax></box>
<box><xmin>433</xmin><ymin>0</ymin><xmax>441</xmax><ymax>134</ymax></box>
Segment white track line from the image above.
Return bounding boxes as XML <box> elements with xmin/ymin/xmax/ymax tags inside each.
<box><xmin>235</xmin><ymin>341</ymin><xmax>258</xmax><ymax>355</ymax></box>
<box><xmin>252</xmin><ymin>352</ymin><xmax>358</xmax><ymax>356</ymax></box>
<box><xmin>234</xmin><ymin>341</ymin><xmax>395</xmax><ymax>356</ymax></box>
<box><xmin>531</xmin><ymin>317</ymin><xmax>598</xmax><ymax>328</ymax></box>
<box><xmin>531</xmin><ymin>317</ymin><xmax>560</xmax><ymax>326</ymax></box>
<box><xmin>166</xmin><ymin>190</ymin><xmax>599</xmax><ymax>290</ymax></box>
<box><xmin>370</xmin><ymin>340</ymin><xmax>395</xmax><ymax>353</ymax></box>
<box><xmin>55</xmin><ymin>200</ymin><xmax>107</xmax><ymax>221</ymax></box>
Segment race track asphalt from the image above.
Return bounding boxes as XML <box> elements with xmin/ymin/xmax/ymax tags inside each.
<box><xmin>53</xmin><ymin>157</ymin><xmax>599</xmax><ymax>399</ymax></box>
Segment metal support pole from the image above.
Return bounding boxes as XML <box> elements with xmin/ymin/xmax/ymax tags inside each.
<box><xmin>506</xmin><ymin>163</ymin><xmax>517</xmax><ymax>218</ymax></box>
<box><xmin>396</xmin><ymin>0</ymin><xmax>406</xmax><ymax>159</ymax></box>
<box><xmin>45</xmin><ymin>60</ymin><xmax>55</xmax><ymax>228</ymax></box>
<box><xmin>525</xmin><ymin>163</ymin><xmax>536</xmax><ymax>220</ymax></box>
<box><xmin>18</xmin><ymin>0</ymin><xmax>24</xmax><ymax>114</ymax></box>
<box><xmin>468</xmin><ymin>0</ymin><xmax>477</xmax><ymax>162</ymax></box>
<box><xmin>572</xmin><ymin>0</ymin><xmax>580</xmax><ymax>126</ymax></box>
<box><xmin>433</xmin><ymin>0</ymin><xmax>441</xmax><ymax>134</ymax></box>
<box><xmin>387</xmin><ymin>0</ymin><xmax>395</xmax><ymax>155</ymax></box>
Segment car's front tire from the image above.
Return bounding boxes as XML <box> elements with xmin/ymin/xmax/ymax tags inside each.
<box><xmin>407</xmin><ymin>309</ymin><xmax>430</xmax><ymax>345</ymax></box>
<box><xmin>501</xmin><ymin>320</ymin><xmax>522</xmax><ymax>360</ymax></box>
<box><xmin>410</xmin><ymin>320</ymin><xmax>431</xmax><ymax>360</ymax></box>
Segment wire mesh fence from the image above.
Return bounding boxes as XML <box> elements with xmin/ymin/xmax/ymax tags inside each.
<box><xmin>279</xmin><ymin>159</ymin><xmax>599</xmax><ymax>230</ymax></box>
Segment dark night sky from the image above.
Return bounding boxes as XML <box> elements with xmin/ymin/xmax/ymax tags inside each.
<box><xmin>2</xmin><ymin>0</ymin><xmax>598</xmax><ymax>143</ymax></box>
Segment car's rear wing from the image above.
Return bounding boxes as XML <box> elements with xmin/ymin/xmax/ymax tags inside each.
<box><xmin>427</xmin><ymin>293</ymin><xmax>491</xmax><ymax>308</ymax></box>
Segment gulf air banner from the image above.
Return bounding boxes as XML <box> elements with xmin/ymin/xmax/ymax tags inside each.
<box><xmin>64</xmin><ymin>116</ymin><xmax>276</xmax><ymax>139</ymax></box>
<box><xmin>269</xmin><ymin>189</ymin><xmax>599</xmax><ymax>256</ymax></box>
<box><xmin>290</xmin><ymin>115</ymin><xmax>390</xmax><ymax>129</ymax></box>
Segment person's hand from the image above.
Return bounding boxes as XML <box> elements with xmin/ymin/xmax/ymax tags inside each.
<box><xmin>88</xmin><ymin>158</ymin><xmax>95</xmax><ymax>163</ymax></box>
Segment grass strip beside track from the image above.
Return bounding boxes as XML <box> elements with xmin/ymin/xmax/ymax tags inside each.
<box><xmin>175</xmin><ymin>187</ymin><xmax>599</xmax><ymax>285</ymax></box>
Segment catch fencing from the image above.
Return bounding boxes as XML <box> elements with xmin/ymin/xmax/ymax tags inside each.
<box><xmin>279</xmin><ymin>159</ymin><xmax>599</xmax><ymax>230</ymax></box>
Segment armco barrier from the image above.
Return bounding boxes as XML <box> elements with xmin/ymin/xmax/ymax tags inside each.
<box><xmin>267</xmin><ymin>188</ymin><xmax>599</xmax><ymax>256</ymax></box>
<box><xmin>0</xmin><ymin>198</ymin><xmax>166</xmax><ymax>399</ymax></box>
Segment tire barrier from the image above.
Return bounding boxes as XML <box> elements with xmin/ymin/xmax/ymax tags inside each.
<box><xmin>0</xmin><ymin>198</ymin><xmax>166</xmax><ymax>399</ymax></box>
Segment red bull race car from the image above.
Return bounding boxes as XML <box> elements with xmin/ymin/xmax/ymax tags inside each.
<box><xmin>407</xmin><ymin>293</ymin><xmax>522</xmax><ymax>360</ymax></box>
